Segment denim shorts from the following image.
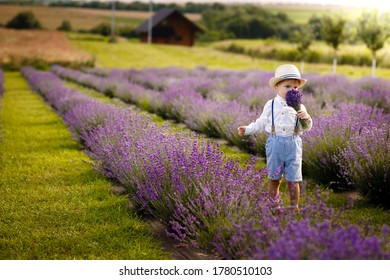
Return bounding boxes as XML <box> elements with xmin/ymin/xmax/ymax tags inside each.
<box><xmin>265</xmin><ymin>135</ymin><xmax>303</xmax><ymax>182</ymax></box>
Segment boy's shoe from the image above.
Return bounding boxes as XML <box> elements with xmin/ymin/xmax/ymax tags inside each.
<box><xmin>287</xmin><ymin>205</ymin><xmax>300</xmax><ymax>214</ymax></box>
<box><xmin>271</xmin><ymin>205</ymin><xmax>300</xmax><ymax>215</ymax></box>
<box><xmin>270</xmin><ymin>206</ymin><xmax>283</xmax><ymax>215</ymax></box>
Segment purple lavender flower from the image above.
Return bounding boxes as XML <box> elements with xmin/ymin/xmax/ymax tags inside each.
<box><xmin>286</xmin><ymin>89</ymin><xmax>308</xmax><ymax>129</ymax></box>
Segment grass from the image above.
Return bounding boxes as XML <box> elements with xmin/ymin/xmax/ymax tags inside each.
<box><xmin>0</xmin><ymin>72</ymin><xmax>170</xmax><ymax>260</ymax></box>
<box><xmin>263</xmin><ymin>4</ymin><xmax>369</xmax><ymax>24</ymax></box>
<box><xmin>327</xmin><ymin>191</ymin><xmax>390</xmax><ymax>226</ymax></box>
<box><xmin>71</xmin><ymin>34</ymin><xmax>271</xmax><ymax>70</ymax></box>
<box><xmin>212</xmin><ymin>38</ymin><xmax>390</xmax><ymax>70</ymax></box>
<box><xmin>71</xmin><ymin>34</ymin><xmax>390</xmax><ymax>80</ymax></box>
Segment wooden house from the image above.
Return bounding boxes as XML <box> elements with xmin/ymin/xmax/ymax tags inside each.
<box><xmin>135</xmin><ymin>8</ymin><xmax>203</xmax><ymax>47</ymax></box>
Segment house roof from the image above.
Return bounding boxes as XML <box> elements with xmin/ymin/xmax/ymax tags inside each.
<box><xmin>135</xmin><ymin>8</ymin><xmax>203</xmax><ymax>33</ymax></box>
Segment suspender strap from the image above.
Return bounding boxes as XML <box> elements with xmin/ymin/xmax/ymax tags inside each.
<box><xmin>271</xmin><ymin>99</ymin><xmax>275</xmax><ymax>135</ymax></box>
<box><xmin>294</xmin><ymin>117</ymin><xmax>299</xmax><ymax>135</ymax></box>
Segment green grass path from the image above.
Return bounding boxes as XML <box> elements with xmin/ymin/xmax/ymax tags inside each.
<box><xmin>0</xmin><ymin>72</ymin><xmax>169</xmax><ymax>259</ymax></box>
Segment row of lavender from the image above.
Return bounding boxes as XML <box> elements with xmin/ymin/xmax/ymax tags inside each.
<box><xmin>52</xmin><ymin>65</ymin><xmax>260</xmax><ymax>151</ymax></box>
<box><xmin>52</xmin><ymin>65</ymin><xmax>390</xmax><ymax>207</ymax></box>
<box><xmin>22</xmin><ymin>66</ymin><xmax>390</xmax><ymax>259</ymax></box>
<box><xmin>82</xmin><ymin>66</ymin><xmax>390</xmax><ymax>114</ymax></box>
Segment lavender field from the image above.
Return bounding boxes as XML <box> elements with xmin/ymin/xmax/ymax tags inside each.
<box><xmin>51</xmin><ymin>65</ymin><xmax>390</xmax><ymax>198</ymax></box>
<box><xmin>18</xmin><ymin>65</ymin><xmax>390</xmax><ymax>259</ymax></box>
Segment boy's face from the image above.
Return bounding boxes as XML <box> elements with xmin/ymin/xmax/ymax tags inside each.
<box><xmin>275</xmin><ymin>79</ymin><xmax>300</xmax><ymax>99</ymax></box>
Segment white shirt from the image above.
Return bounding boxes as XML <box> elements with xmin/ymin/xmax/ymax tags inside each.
<box><xmin>244</xmin><ymin>94</ymin><xmax>312</xmax><ymax>136</ymax></box>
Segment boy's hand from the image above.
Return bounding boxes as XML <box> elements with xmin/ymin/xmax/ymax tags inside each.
<box><xmin>237</xmin><ymin>126</ymin><xmax>246</xmax><ymax>137</ymax></box>
<box><xmin>297</xmin><ymin>110</ymin><xmax>310</xmax><ymax>120</ymax></box>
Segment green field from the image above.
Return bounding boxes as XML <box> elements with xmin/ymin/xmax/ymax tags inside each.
<box><xmin>262</xmin><ymin>4</ymin><xmax>368</xmax><ymax>24</ymax></box>
<box><xmin>69</xmin><ymin>33</ymin><xmax>390</xmax><ymax>79</ymax></box>
<box><xmin>212</xmin><ymin>38</ymin><xmax>390</xmax><ymax>70</ymax></box>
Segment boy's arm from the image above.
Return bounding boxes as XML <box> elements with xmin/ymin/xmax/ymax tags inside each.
<box><xmin>244</xmin><ymin>100</ymin><xmax>271</xmax><ymax>135</ymax></box>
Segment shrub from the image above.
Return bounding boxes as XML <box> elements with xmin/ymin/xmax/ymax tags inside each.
<box><xmin>57</xmin><ymin>20</ymin><xmax>72</xmax><ymax>32</ymax></box>
<box><xmin>352</xmin><ymin>76</ymin><xmax>390</xmax><ymax>113</ymax></box>
<box><xmin>118</xmin><ymin>26</ymin><xmax>138</xmax><ymax>38</ymax></box>
<box><xmin>90</xmin><ymin>22</ymin><xmax>111</xmax><ymax>36</ymax></box>
<box><xmin>213</xmin><ymin>189</ymin><xmax>390</xmax><ymax>259</ymax></box>
<box><xmin>6</xmin><ymin>11</ymin><xmax>42</xmax><ymax>30</ymax></box>
<box><xmin>338</xmin><ymin>126</ymin><xmax>390</xmax><ymax>207</ymax></box>
<box><xmin>302</xmin><ymin>103</ymin><xmax>389</xmax><ymax>190</ymax></box>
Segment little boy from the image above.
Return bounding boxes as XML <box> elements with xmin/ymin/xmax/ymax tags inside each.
<box><xmin>238</xmin><ymin>64</ymin><xmax>312</xmax><ymax>212</ymax></box>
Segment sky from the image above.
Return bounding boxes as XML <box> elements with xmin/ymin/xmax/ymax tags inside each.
<box><xmin>111</xmin><ymin>0</ymin><xmax>390</xmax><ymax>9</ymax></box>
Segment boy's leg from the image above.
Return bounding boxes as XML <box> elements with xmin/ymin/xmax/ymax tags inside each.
<box><xmin>284</xmin><ymin>137</ymin><xmax>302</xmax><ymax>212</ymax></box>
<box><xmin>287</xmin><ymin>181</ymin><xmax>300</xmax><ymax>210</ymax></box>
<box><xmin>268</xmin><ymin>179</ymin><xmax>282</xmax><ymax>199</ymax></box>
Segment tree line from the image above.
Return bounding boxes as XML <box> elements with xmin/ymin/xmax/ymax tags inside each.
<box><xmin>198</xmin><ymin>5</ymin><xmax>389</xmax><ymax>76</ymax></box>
<box><xmin>48</xmin><ymin>0</ymin><xmax>216</xmax><ymax>14</ymax></box>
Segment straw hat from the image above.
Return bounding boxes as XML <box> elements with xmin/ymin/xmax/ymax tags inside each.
<box><xmin>269</xmin><ymin>64</ymin><xmax>307</xmax><ymax>90</ymax></box>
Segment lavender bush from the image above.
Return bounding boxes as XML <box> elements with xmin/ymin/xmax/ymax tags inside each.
<box><xmin>352</xmin><ymin>76</ymin><xmax>390</xmax><ymax>113</ymax></box>
<box><xmin>302</xmin><ymin>103</ymin><xmax>390</xmax><ymax>190</ymax></box>
<box><xmin>81</xmin><ymin>67</ymin><xmax>110</xmax><ymax>77</ymax></box>
<box><xmin>239</xmin><ymin>85</ymin><xmax>275</xmax><ymax>111</ymax></box>
<box><xmin>338</xmin><ymin>126</ymin><xmax>390</xmax><ymax>207</ymax></box>
<box><xmin>302</xmin><ymin>74</ymin><xmax>353</xmax><ymax>105</ymax></box>
<box><xmin>213</xmin><ymin>190</ymin><xmax>390</xmax><ymax>259</ymax></box>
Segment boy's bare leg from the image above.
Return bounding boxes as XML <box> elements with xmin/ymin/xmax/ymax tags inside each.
<box><xmin>287</xmin><ymin>181</ymin><xmax>300</xmax><ymax>211</ymax></box>
<box><xmin>268</xmin><ymin>179</ymin><xmax>282</xmax><ymax>200</ymax></box>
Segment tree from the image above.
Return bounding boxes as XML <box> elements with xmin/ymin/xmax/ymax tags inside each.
<box><xmin>321</xmin><ymin>15</ymin><xmax>347</xmax><ymax>74</ymax></box>
<box><xmin>308</xmin><ymin>15</ymin><xmax>322</xmax><ymax>40</ymax></box>
<box><xmin>6</xmin><ymin>11</ymin><xmax>42</xmax><ymax>30</ymax></box>
<box><xmin>90</xmin><ymin>23</ymin><xmax>111</xmax><ymax>36</ymax></box>
<box><xmin>357</xmin><ymin>11</ymin><xmax>389</xmax><ymax>77</ymax></box>
<box><xmin>200</xmin><ymin>5</ymin><xmax>295</xmax><ymax>40</ymax></box>
<box><xmin>57</xmin><ymin>20</ymin><xmax>72</xmax><ymax>32</ymax></box>
<box><xmin>290</xmin><ymin>25</ymin><xmax>314</xmax><ymax>73</ymax></box>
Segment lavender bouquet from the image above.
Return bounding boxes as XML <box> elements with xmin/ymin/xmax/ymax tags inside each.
<box><xmin>286</xmin><ymin>89</ymin><xmax>309</xmax><ymax>129</ymax></box>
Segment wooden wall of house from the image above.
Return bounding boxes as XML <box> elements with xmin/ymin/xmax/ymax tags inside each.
<box><xmin>139</xmin><ymin>13</ymin><xmax>196</xmax><ymax>47</ymax></box>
